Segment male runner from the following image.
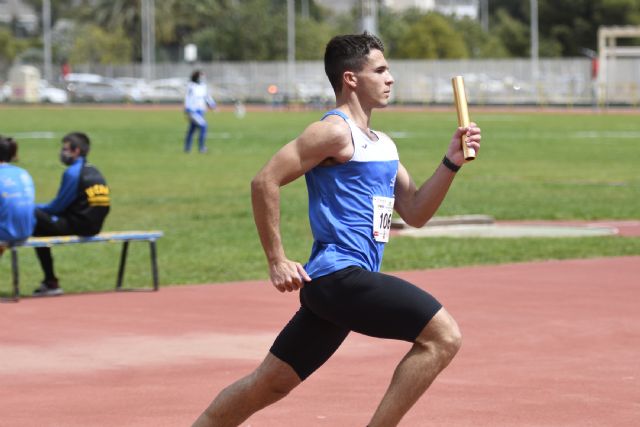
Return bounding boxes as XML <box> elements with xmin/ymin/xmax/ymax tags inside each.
<box><xmin>193</xmin><ymin>32</ymin><xmax>482</xmax><ymax>426</ymax></box>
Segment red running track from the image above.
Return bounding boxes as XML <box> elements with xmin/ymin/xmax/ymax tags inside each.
<box><xmin>1</xmin><ymin>256</ymin><xmax>639</xmax><ymax>426</ymax></box>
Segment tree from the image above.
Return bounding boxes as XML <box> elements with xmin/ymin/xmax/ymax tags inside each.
<box><xmin>378</xmin><ymin>7</ymin><xmax>416</xmax><ymax>57</ymax></box>
<box><xmin>295</xmin><ymin>16</ymin><xmax>336</xmax><ymax>60</ymax></box>
<box><xmin>0</xmin><ymin>27</ymin><xmax>35</xmax><ymax>74</ymax></box>
<box><xmin>156</xmin><ymin>0</ymin><xmax>225</xmax><ymax>61</ymax></box>
<box><xmin>395</xmin><ymin>13</ymin><xmax>468</xmax><ymax>59</ymax></box>
<box><xmin>596</xmin><ymin>0</ymin><xmax>640</xmax><ymax>24</ymax></box>
<box><xmin>489</xmin><ymin>0</ymin><xmax>640</xmax><ymax>57</ymax></box>
<box><xmin>492</xmin><ymin>8</ymin><xmax>529</xmax><ymax>57</ymax></box>
<box><xmin>488</xmin><ymin>0</ymin><xmax>529</xmax><ymax>22</ymax></box>
<box><xmin>187</xmin><ymin>0</ymin><xmax>287</xmax><ymax>61</ymax></box>
<box><xmin>69</xmin><ymin>24</ymin><xmax>132</xmax><ymax>65</ymax></box>
<box><xmin>72</xmin><ymin>0</ymin><xmax>143</xmax><ymax>60</ymax></box>
<box><xmin>541</xmin><ymin>0</ymin><xmax>640</xmax><ymax>55</ymax></box>
<box><xmin>452</xmin><ymin>17</ymin><xmax>509</xmax><ymax>58</ymax></box>
<box><xmin>0</xmin><ymin>28</ymin><xmax>19</xmax><ymax>62</ymax></box>
<box><xmin>11</xmin><ymin>0</ymin><xmax>640</xmax><ymax>68</ymax></box>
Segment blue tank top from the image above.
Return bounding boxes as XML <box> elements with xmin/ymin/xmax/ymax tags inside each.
<box><xmin>304</xmin><ymin>110</ymin><xmax>399</xmax><ymax>278</ymax></box>
<box><xmin>0</xmin><ymin>164</ymin><xmax>36</xmax><ymax>242</ymax></box>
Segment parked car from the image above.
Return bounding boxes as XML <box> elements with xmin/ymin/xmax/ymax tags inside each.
<box><xmin>1</xmin><ymin>80</ymin><xmax>68</xmax><ymax>104</ymax></box>
<box><xmin>67</xmin><ymin>79</ymin><xmax>128</xmax><ymax>103</ymax></box>
<box><xmin>115</xmin><ymin>77</ymin><xmax>150</xmax><ymax>103</ymax></box>
<box><xmin>64</xmin><ymin>73</ymin><xmax>104</xmax><ymax>84</ymax></box>
<box><xmin>144</xmin><ymin>78</ymin><xmax>187</xmax><ymax>103</ymax></box>
<box><xmin>39</xmin><ymin>80</ymin><xmax>68</xmax><ymax>104</ymax></box>
<box><xmin>0</xmin><ymin>82</ymin><xmax>10</xmax><ymax>102</ymax></box>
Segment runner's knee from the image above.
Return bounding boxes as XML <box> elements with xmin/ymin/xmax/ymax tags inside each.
<box><xmin>253</xmin><ymin>354</ymin><xmax>301</xmax><ymax>398</ymax></box>
<box><xmin>439</xmin><ymin>320</ymin><xmax>462</xmax><ymax>360</ymax></box>
<box><xmin>415</xmin><ymin>309</ymin><xmax>462</xmax><ymax>361</ymax></box>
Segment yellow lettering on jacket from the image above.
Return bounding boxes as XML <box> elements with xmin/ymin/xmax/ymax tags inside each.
<box><xmin>85</xmin><ymin>184</ymin><xmax>110</xmax><ymax>206</ymax></box>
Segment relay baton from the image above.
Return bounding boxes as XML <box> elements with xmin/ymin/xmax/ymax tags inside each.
<box><xmin>451</xmin><ymin>76</ymin><xmax>476</xmax><ymax>161</ymax></box>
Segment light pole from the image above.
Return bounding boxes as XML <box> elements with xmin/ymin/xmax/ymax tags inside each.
<box><xmin>141</xmin><ymin>0</ymin><xmax>156</xmax><ymax>80</ymax></box>
<box><xmin>42</xmin><ymin>0</ymin><xmax>52</xmax><ymax>81</ymax></box>
<box><xmin>361</xmin><ymin>0</ymin><xmax>378</xmax><ymax>35</ymax></box>
<box><xmin>287</xmin><ymin>0</ymin><xmax>295</xmax><ymax>97</ymax></box>
<box><xmin>530</xmin><ymin>0</ymin><xmax>539</xmax><ymax>82</ymax></box>
<box><xmin>480</xmin><ymin>0</ymin><xmax>488</xmax><ymax>32</ymax></box>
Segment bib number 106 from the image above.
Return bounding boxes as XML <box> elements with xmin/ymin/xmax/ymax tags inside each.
<box><xmin>372</xmin><ymin>196</ymin><xmax>394</xmax><ymax>243</ymax></box>
<box><xmin>379</xmin><ymin>212</ymin><xmax>392</xmax><ymax>231</ymax></box>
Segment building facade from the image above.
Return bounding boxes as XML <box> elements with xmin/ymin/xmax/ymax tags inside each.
<box><xmin>0</xmin><ymin>0</ymin><xmax>38</xmax><ymax>36</ymax></box>
<box><xmin>321</xmin><ymin>0</ymin><xmax>479</xmax><ymax>19</ymax></box>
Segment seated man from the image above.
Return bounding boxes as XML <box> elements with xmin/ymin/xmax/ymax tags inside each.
<box><xmin>33</xmin><ymin>132</ymin><xmax>110</xmax><ymax>296</ymax></box>
<box><xmin>0</xmin><ymin>135</ymin><xmax>36</xmax><ymax>249</ymax></box>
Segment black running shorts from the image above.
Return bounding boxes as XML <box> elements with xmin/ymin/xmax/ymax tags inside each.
<box><xmin>269</xmin><ymin>266</ymin><xmax>442</xmax><ymax>380</ymax></box>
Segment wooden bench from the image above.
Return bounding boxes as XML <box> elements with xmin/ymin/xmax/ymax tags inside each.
<box><xmin>2</xmin><ymin>230</ymin><xmax>163</xmax><ymax>301</ymax></box>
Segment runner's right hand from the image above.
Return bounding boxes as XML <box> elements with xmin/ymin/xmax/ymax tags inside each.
<box><xmin>269</xmin><ymin>259</ymin><xmax>311</xmax><ymax>293</ymax></box>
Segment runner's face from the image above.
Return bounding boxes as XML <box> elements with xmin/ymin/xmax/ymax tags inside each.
<box><xmin>354</xmin><ymin>49</ymin><xmax>394</xmax><ymax>107</ymax></box>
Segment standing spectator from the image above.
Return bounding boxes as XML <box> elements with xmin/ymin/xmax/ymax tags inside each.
<box><xmin>32</xmin><ymin>132</ymin><xmax>110</xmax><ymax>296</ymax></box>
<box><xmin>184</xmin><ymin>70</ymin><xmax>217</xmax><ymax>153</ymax></box>
<box><xmin>0</xmin><ymin>136</ymin><xmax>35</xmax><ymax>249</ymax></box>
<box><xmin>61</xmin><ymin>61</ymin><xmax>71</xmax><ymax>81</ymax></box>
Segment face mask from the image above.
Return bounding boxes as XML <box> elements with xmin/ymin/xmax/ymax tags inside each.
<box><xmin>60</xmin><ymin>151</ymin><xmax>76</xmax><ymax>166</ymax></box>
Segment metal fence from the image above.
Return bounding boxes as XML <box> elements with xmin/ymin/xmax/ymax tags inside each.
<box><xmin>23</xmin><ymin>57</ymin><xmax>640</xmax><ymax>106</ymax></box>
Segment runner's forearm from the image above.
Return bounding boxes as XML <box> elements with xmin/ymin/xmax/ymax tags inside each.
<box><xmin>251</xmin><ymin>176</ymin><xmax>286</xmax><ymax>263</ymax></box>
<box><xmin>395</xmin><ymin>162</ymin><xmax>457</xmax><ymax>228</ymax></box>
<box><xmin>409</xmin><ymin>163</ymin><xmax>457</xmax><ymax>225</ymax></box>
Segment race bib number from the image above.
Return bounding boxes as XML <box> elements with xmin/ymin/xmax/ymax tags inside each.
<box><xmin>372</xmin><ymin>196</ymin><xmax>394</xmax><ymax>243</ymax></box>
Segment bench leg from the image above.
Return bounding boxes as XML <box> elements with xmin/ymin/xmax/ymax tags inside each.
<box><xmin>150</xmin><ymin>240</ymin><xmax>159</xmax><ymax>291</ymax></box>
<box><xmin>11</xmin><ymin>248</ymin><xmax>19</xmax><ymax>301</ymax></box>
<box><xmin>116</xmin><ymin>241</ymin><xmax>130</xmax><ymax>290</ymax></box>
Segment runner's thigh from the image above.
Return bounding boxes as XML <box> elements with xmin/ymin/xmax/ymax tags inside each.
<box><xmin>301</xmin><ymin>266</ymin><xmax>442</xmax><ymax>342</ymax></box>
<box><xmin>270</xmin><ymin>305</ymin><xmax>349</xmax><ymax>381</ymax></box>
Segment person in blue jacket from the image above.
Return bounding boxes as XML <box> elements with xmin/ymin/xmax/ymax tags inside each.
<box><xmin>32</xmin><ymin>132</ymin><xmax>110</xmax><ymax>296</ymax></box>
<box><xmin>184</xmin><ymin>70</ymin><xmax>217</xmax><ymax>153</ymax></box>
<box><xmin>0</xmin><ymin>136</ymin><xmax>35</xmax><ymax>249</ymax></box>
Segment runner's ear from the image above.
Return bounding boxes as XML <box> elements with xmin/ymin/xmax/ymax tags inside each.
<box><xmin>343</xmin><ymin>71</ymin><xmax>357</xmax><ymax>91</ymax></box>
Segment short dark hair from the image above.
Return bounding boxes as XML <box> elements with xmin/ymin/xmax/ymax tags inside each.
<box><xmin>324</xmin><ymin>32</ymin><xmax>385</xmax><ymax>94</ymax></box>
<box><xmin>62</xmin><ymin>132</ymin><xmax>90</xmax><ymax>157</ymax></box>
<box><xmin>0</xmin><ymin>135</ymin><xmax>18</xmax><ymax>162</ymax></box>
<box><xmin>190</xmin><ymin>70</ymin><xmax>202</xmax><ymax>83</ymax></box>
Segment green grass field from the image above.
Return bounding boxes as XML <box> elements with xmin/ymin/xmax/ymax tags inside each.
<box><xmin>1</xmin><ymin>105</ymin><xmax>639</xmax><ymax>296</ymax></box>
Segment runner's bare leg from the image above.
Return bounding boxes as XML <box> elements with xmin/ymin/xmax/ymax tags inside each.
<box><xmin>368</xmin><ymin>308</ymin><xmax>462</xmax><ymax>427</ymax></box>
<box><xmin>192</xmin><ymin>353</ymin><xmax>301</xmax><ymax>427</ymax></box>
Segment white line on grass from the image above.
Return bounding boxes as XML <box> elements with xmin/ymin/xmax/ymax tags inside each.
<box><xmin>572</xmin><ymin>131</ymin><xmax>640</xmax><ymax>138</ymax></box>
<box><xmin>11</xmin><ymin>131</ymin><xmax>57</xmax><ymax>139</ymax></box>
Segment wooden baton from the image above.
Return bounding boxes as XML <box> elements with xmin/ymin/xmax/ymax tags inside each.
<box><xmin>452</xmin><ymin>76</ymin><xmax>476</xmax><ymax>161</ymax></box>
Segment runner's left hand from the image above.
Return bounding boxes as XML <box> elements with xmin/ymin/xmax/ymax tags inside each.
<box><xmin>446</xmin><ymin>122</ymin><xmax>481</xmax><ymax>166</ymax></box>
